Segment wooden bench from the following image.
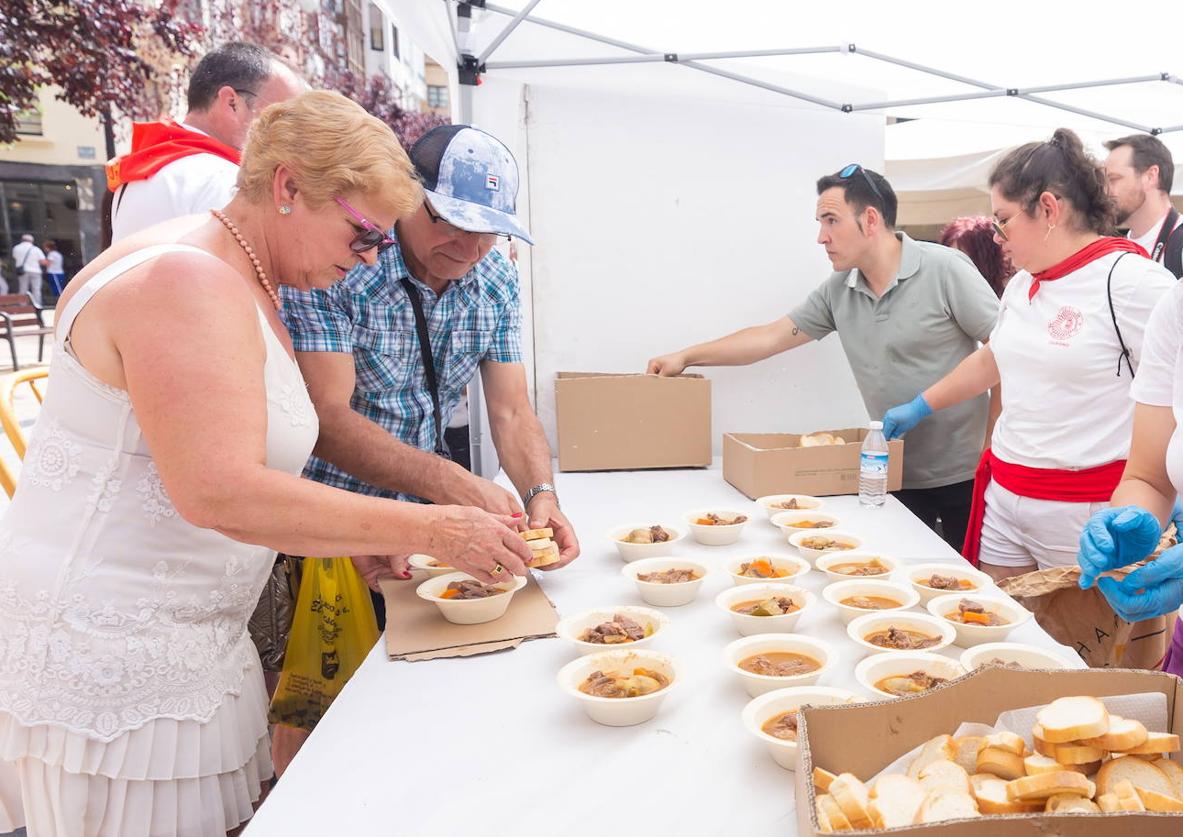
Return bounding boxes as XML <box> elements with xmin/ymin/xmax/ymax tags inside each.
<box><xmin>0</xmin><ymin>293</ymin><xmax>52</xmax><ymax>371</ymax></box>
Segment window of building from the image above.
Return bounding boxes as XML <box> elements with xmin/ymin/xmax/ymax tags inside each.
<box><xmin>14</xmin><ymin>109</ymin><xmax>43</xmax><ymax>136</ymax></box>
<box><xmin>391</xmin><ymin>23</ymin><xmax>400</xmax><ymax>59</ymax></box>
<box><xmin>368</xmin><ymin>2</ymin><xmax>383</xmax><ymax>51</ymax></box>
<box><xmin>427</xmin><ymin>86</ymin><xmax>449</xmax><ymax>109</ymax></box>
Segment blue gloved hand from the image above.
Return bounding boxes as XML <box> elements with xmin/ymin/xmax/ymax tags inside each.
<box><xmin>1077</xmin><ymin>505</ymin><xmax>1162</xmax><ymax>590</ymax></box>
<box><xmin>881</xmin><ymin>395</ymin><xmax>933</xmax><ymax>441</ymax></box>
<box><xmin>1170</xmin><ymin>498</ymin><xmax>1183</xmax><ymax>534</ymax></box>
<box><xmin>1095</xmin><ymin>542</ymin><xmax>1183</xmax><ymax>621</ymax></box>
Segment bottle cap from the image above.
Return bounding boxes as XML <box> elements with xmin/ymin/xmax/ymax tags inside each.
<box><xmin>869</xmin><ymin>420</ymin><xmax>883</xmax><ymax>430</ymax></box>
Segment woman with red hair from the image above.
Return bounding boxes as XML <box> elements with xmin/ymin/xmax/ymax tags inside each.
<box><xmin>940</xmin><ymin>216</ymin><xmax>1015</xmax><ymax>297</ymax></box>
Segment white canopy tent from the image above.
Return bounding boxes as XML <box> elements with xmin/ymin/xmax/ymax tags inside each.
<box><xmin>388</xmin><ymin>0</ymin><xmax>1183</xmax><ymax>475</ymax></box>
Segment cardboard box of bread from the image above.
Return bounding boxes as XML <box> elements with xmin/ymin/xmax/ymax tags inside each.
<box><xmin>796</xmin><ymin>666</ymin><xmax>1183</xmax><ymax>835</ymax></box>
<box><xmin>723</xmin><ymin>429</ymin><xmax>904</xmax><ymax>499</ymax></box>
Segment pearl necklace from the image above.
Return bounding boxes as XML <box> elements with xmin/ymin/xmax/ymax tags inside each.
<box><xmin>210</xmin><ymin>209</ymin><xmax>282</xmax><ymax>310</ymax></box>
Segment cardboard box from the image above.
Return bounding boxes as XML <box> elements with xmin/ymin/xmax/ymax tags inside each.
<box><xmin>722</xmin><ymin>429</ymin><xmax>903</xmax><ymax>499</ymax></box>
<box><xmin>796</xmin><ymin>666</ymin><xmax>1183</xmax><ymax>836</ymax></box>
<box><xmin>555</xmin><ymin>372</ymin><xmax>711</xmax><ymax>472</ymax></box>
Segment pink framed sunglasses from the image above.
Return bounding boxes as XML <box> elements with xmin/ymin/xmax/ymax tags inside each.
<box><xmin>334</xmin><ymin>196</ymin><xmax>396</xmax><ymax>253</ymax></box>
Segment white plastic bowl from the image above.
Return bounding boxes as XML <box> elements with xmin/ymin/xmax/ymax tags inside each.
<box><xmin>407</xmin><ymin>554</ymin><xmax>455</xmax><ymax>578</ymax></box>
<box><xmin>723</xmin><ymin>633</ymin><xmax>835</xmax><ymax>698</ymax></box>
<box><xmin>822</xmin><ymin>579</ymin><xmax>920</xmax><ymax>626</ymax></box>
<box><xmin>788</xmin><ymin>529</ymin><xmax>864</xmax><ymax>564</ymax></box>
<box><xmin>715</xmin><ymin>583</ymin><xmax>814</xmax><ymax>636</ymax></box>
<box><xmin>415</xmin><ymin>571</ymin><xmax>529</xmax><ymax>625</ymax></box>
<box><xmin>621</xmin><ymin>558</ymin><xmax>709</xmax><ymax>607</ymax></box>
<box><xmin>815</xmin><ymin>551</ymin><xmax>898</xmax><ymax>582</ymax></box>
<box><xmin>557</xmin><ymin>648</ymin><xmax>677</xmax><ymax>726</ymax></box>
<box><xmin>846</xmin><ymin>612</ymin><xmax>957</xmax><ymax>657</ymax></box>
<box><xmin>960</xmin><ymin>641</ymin><xmax>1082</xmax><ymax>672</ymax></box>
<box><xmin>757</xmin><ymin>494</ymin><xmax>825</xmax><ymax>521</ymax></box>
<box><xmin>770</xmin><ymin>511</ymin><xmax>843</xmax><ymax>541</ymax></box>
<box><xmin>905</xmin><ymin>562</ymin><xmax>995</xmax><ymax>605</ymax></box>
<box><xmin>685</xmin><ymin>509</ymin><xmax>750</xmax><ymax>546</ymax></box>
<box><xmin>608</xmin><ymin>523</ymin><xmax>686</xmax><ymax>562</ymax></box>
<box><xmin>926</xmin><ymin>593</ymin><xmax>1032</xmax><ymax>647</ymax></box>
<box><xmin>724</xmin><ymin>554</ymin><xmax>811</xmax><ymax>586</ymax></box>
<box><xmin>741</xmin><ymin>686</ymin><xmax>861</xmax><ymax>770</ymax></box>
<box><xmin>854</xmin><ymin>651</ymin><xmax>967</xmax><ymax>700</ymax></box>
<box><xmin>555</xmin><ymin>605</ymin><xmax>669</xmax><ymax>656</ymax></box>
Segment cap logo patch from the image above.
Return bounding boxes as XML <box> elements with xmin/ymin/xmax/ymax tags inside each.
<box><xmin>485</xmin><ymin>174</ymin><xmax>500</xmax><ymax>191</ymax></box>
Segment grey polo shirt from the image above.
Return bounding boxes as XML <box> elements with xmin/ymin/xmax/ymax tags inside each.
<box><xmin>789</xmin><ymin>233</ymin><xmax>999</xmax><ymax>490</ymax></box>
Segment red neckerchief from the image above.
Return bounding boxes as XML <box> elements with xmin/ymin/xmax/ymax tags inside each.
<box><xmin>1027</xmin><ymin>237</ymin><xmax>1147</xmax><ymax>300</ymax></box>
<box><xmin>105</xmin><ymin>121</ymin><xmax>241</xmax><ymax>192</ymax></box>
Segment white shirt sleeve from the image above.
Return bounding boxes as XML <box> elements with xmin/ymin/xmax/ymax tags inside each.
<box><xmin>1131</xmin><ymin>284</ymin><xmax>1183</xmax><ymax>407</ymax></box>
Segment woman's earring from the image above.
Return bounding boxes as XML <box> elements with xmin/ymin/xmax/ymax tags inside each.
<box><xmin>1044</xmin><ymin>223</ymin><xmax>1055</xmax><ymax>242</ymax></box>
<box><xmin>279</xmin><ymin>205</ymin><xmax>293</xmax><ymax>216</ymax></box>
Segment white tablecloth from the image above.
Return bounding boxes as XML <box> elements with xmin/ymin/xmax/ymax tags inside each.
<box><xmin>246</xmin><ymin>462</ymin><xmax>1079</xmax><ymax>837</ymax></box>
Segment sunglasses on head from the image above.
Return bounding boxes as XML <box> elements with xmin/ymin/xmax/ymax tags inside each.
<box><xmin>334</xmin><ymin>196</ymin><xmax>396</xmax><ymax>254</ymax></box>
<box><xmin>839</xmin><ymin>163</ymin><xmax>886</xmax><ymax>206</ymax></box>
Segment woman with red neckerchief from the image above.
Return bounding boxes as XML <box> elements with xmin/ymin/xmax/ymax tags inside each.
<box><xmin>882</xmin><ymin>128</ymin><xmax>1175</xmax><ymax>581</ymax></box>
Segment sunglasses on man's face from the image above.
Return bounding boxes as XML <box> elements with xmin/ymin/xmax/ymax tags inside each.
<box><xmin>334</xmin><ymin>197</ymin><xmax>397</xmax><ymax>253</ymax></box>
<box><xmin>839</xmin><ymin>163</ymin><xmax>886</xmax><ymax>206</ymax></box>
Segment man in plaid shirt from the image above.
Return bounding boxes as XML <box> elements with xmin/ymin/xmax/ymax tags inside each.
<box><xmin>282</xmin><ymin>125</ymin><xmax>579</xmax><ymax>592</ymax></box>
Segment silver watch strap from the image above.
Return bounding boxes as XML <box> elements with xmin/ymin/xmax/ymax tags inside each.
<box><xmin>523</xmin><ymin>482</ymin><xmax>557</xmax><ymax>506</ymax></box>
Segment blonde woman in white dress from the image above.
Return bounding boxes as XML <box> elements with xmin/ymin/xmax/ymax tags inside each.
<box><xmin>0</xmin><ymin>91</ymin><xmax>533</xmax><ymax>836</ymax></box>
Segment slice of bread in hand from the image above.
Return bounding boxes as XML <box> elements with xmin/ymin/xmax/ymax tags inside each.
<box><xmin>869</xmin><ymin>775</ymin><xmax>925</xmax><ymax>828</ymax></box>
<box><xmin>971</xmin><ymin>774</ymin><xmax>1041</xmax><ymax>814</ymax></box>
<box><xmin>977</xmin><ymin>747</ymin><xmax>1025</xmax><ymax>780</ymax></box>
<box><xmin>918</xmin><ymin>760</ymin><xmax>971</xmax><ymax>795</ymax></box>
<box><xmin>953</xmin><ymin>736</ymin><xmax>987</xmax><ymax>775</ymax></box>
<box><xmin>1044</xmin><ymin>794</ymin><xmax>1100</xmax><ymax>814</ymax></box>
<box><xmin>525</xmin><ymin>540</ymin><xmax>560</xmax><ymax>568</ymax></box>
<box><xmin>1080</xmin><ymin>715</ymin><xmax>1149</xmax><ymax>752</ymax></box>
<box><xmin>813</xmin><ymin>766</ymin><xmax>839</xmax><ymax>794</ymax></box>
<box><xmin>1153</xmin><ymin>758</ymin><xmax>1183</xmax><ymax>799</ymax></box>
<box><xmin>829</xmin><ymin>774</ymin><xmax>874</xmax><ymax>829</ymax></box>
<box><xmin>1006</xmin><ymin>771</ymin><xmax>1094</xmax><ymax>801</ymax></box>
<box><xmin>1036</xmin><ymin>696</ymin><xmax>1110</xmax><ymax>743</ymax></box>
<box><xmin>918</xmin><ymin>790</ymin><xmax>981</xmax><ymax>823</ymax></box>
<box><xmin>1114</xmin><ymin>732</ymin><xmax>1181</xmax><ymax>757</ymax></box>
<box><xmin>908</xmin><ymin>735</ymin><xmax>955</xmax><ymax>780</ymax></box>
<box><xmin>1096</xmin><ymin>755</ymin><xmax>1177</xmax><ymax>798</ymax></box>
<box><xmin>521</xmin><ymin>527</ymin><xmax>554</xmax><ymax>541</ymax></box>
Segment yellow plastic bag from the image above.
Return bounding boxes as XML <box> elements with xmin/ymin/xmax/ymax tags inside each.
<box><xmin>269</xmin><ymin>557</ymin><xmax>379</xmax><ymax>731</ymax></box>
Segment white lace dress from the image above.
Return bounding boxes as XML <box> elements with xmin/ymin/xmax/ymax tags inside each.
<box><xmin>0</xmin><ymin>245</ymin><xmax>319</xmax><ymax>836</ymax></box>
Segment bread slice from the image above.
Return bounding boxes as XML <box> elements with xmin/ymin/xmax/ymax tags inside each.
<box><xmin>818</xmin><ymin>793</ymin><xmax>852</xmax><ymax>831</ymax></box>
<box><xmin>970</xmin><ymin>773</ymin><xmax>1042</xmax><ymax>814</ymax></box>
<box><xmin>813</xmin><ymin>766</ymin><xmax>839</xmax><ymax>794</ymax></box>
<box><xmin>525</xmin><ymin>540</ymin><xmax>560</xmax><ymax>568</ymax></box>
<box><xmin>1044</xmin><ymin>794</ymin><xmax>1100</xmax><ymax>814</ymax></box>
<box><xmin>1080</xmin><ymin>715</ymin><xmax>1148</xmax><ymax>752</ymax></box>
<box><xmin>1096</xmin><ymin>755</ymin><xmax>1177</xmax><ymax>798</ymax></box>
<box><xmin>918</xmin><ymin>790</ymin><xmax>980</xmax><ymax>823</ymax></box>
<box><xmin>1114</xmin><ymin>779</ymin><xmax>1147</xmax><ymax>812</ymax></box>
<box><xmin>1096</xmin><ymin>792</ymin><xmax>1120</xmax><ymax>813</ymax></box>
<box><xmin>869</xmin><ymin>775</ymin><xmax>925</xmax><ymax>827</ymax></box>
<box><xmin>829</xmin><ymin>773</ymin><xmax>874</xmax><ymax>829</ymax></box>
<box><xmin>984</xmin><ymin>731</ymin><xmax>1027</xmax><ymax>756</ymax></box>
<box><xmin>918</xmin><ymin>759</ymin><xmax>971</xmax><ymax>795</ymax></box>
<box><xmin>814</xmin><ymin>798</ymin><xmax>833</xmax><ymax>834</ymax></box>
<box><xmin>1115</xmin><ymin>732</ymin><xmax>1181</xmax><ymax>756</ymax></box>
<box><xmin>1024</xmin><ymin>754</ymin><xmax>1068</xmax><ymax>776</ymax></box>
<box><xmin>1153</xmin><ymin>758</ymin><xmax>1183</xmax><ymax>799</ymax></box>
<box><xmin>521</xmin><ymin>527</ymin><xmax>554</xmax><ymax>541</ymax></box>
<box><xmin>1036</xmin><ymin>696</ymin><xmax>1110</xmax><ymax>743</ymax></box>
<box><xmin>953</xmin><ymin>736</ymin><xmax>987</xmax><ymax>775</ymax></box>
<box><xmin>1006</xmin><ymin>771</ymin><xmax>1094</xmax><ymax>801</ymax></box>
<box><xmin>1135</xmin><ymin>785</ymin><xmax>1183</xmax><ymax>813</ymax></box>
<box><xmin>1052</xmin><ymin>743</ymin><xmax>1108</xmax><ymax>765</ymax></box>
<box><xmin>977</xmin><ymin>747</ymin><xmax>1025</xmax><ymax>780</ymax></box>
<box><xmin>908</xmin><ymin>735</ymin><xmax>956</xmax><ymax>780</ymax></box>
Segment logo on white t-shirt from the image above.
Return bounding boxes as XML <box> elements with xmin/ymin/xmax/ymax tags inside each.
<box><xmin>1048</xmin><ymin>306</ymin><xmax>1085</xmax><ymax>341</ymax></box>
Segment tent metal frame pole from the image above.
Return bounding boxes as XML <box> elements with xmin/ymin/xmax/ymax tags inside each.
<box><xmin>477</xmin><ymin>0</ymin><xmax>545</xmax><ymax>63</ymax></box>
<box><xmin>487</xmin><ymin>54</ymin><xmax>670</xmax><ymax>69</ymax></box>
<box><xmin>853</xmin><ymin>47</ymin><xmax>996</xmax><ymax>91</ymax></box>
<box><xmin>850</xmin><ymin>90</ymin><xmax>1006</xmax><ymax>111</ymax></box>
<box><xmin>1019</xmin><ymin>93</ymin><xmax>1153</xmax><ymax>133</ymax></box>
<box><xmin>488</xmin><ymin>46</ymin><xmax>845</xmax><ymax>70</ymax></box>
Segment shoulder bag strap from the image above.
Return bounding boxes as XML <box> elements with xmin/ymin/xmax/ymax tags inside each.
<box><xmin>399</xmin><ymin>278</ymin><xmax>450</xmax><ymax>460</ymax></box>
<box><xmin>1107</xmin><ymin>252</ymin><xmax>1136</xmax><ymax>378</ymax></box>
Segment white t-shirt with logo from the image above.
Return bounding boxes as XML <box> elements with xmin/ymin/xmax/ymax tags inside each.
<box><xmin>989</xmin><ymin>251</ymin><xmax>1174</xmax><ymax>469</ymax></box>
<box><xmin>1129</xmin><ymin>211</ymin><xmax>1183</xmax><ymax>262</ymax></box>
<box><xmin>110</xmin><ymin>123</ymin><xmax>239</xmax><ymax>243</ymax></box>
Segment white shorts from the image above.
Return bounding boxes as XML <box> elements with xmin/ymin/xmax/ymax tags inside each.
<box><xmin>979</xmin><ymin>479</ymin><xmax>1105</xmax><ymax>570</ymax></box>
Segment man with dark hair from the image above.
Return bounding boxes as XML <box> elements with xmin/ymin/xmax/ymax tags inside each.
<box><xmin>107</xmin><ymin>41</ymin><xmax>303</xmax><ymax>243</ymax></box>
<box><xmin>647</xmin><ymin>165</ymin><xmax>1000</xmax><ymax>548</ymax></box>
<box><xmin>1104</xmin><ymin>134</ymin><xmax>1183</xmax><ymax>278</ymax></box>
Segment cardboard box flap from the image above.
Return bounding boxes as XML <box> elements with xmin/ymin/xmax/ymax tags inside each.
<box><xmin>556</xmin><ymin>371</ymin><xmax>705</xmax><ymax>381</ymax></box>
<box><xmin>723</xmin><ymin>429</ymin><xmax>904</xmax><ymax>499</ymax></box>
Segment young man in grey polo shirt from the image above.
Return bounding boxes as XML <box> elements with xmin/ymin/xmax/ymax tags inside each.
<box><xmin>647</xmin><ymin>166</ymin><xmax>1000</xmax><ymax>549</ymax></box>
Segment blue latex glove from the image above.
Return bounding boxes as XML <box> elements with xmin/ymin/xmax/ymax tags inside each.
<box><xmin>1095</xmin><ymin>542</ymin><xmax>1183</xmax><ymax>621</ymax></box>
<box><xmin>1077</xmin><ymin>505</ymin><xmax>1162</xmax><ymax>590</ymax></box>
<box><xmin>881</xmin><ymin>395</ymin><xmax>933</xmax><ymax>441</ymax></box>
<box><xmin>1171</xmin><ymin>498</ymin><xmax>1183</xmax><ymax>534</ymax></box>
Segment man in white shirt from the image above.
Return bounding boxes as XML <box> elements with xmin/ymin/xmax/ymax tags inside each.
<box><xmin>10</xmin><ymin>234</ymin><xmax>47</xmax><ymax>305</ymax></box>
<box><xmin>1104</xmin><ymin>134</ymin><xmax>1183</xmax><ymax>278</ymax></box>
<box><xmin>108</xmin><ymin>41</ymin><xmax>302</xmax><ymax>243</ymax></box>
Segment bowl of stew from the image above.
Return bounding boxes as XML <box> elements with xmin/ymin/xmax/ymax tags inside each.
<box><xmin>416</xmin><ymin>571</ymin><xmax>529</xmax><ymax>625</ymax></box>
<box><xmin>853</xmin><ymin>651</ymin><xmax>966</xmax><ymax>700</ymax></box>
<box><xmin>555</xmin><ymin>605</ymin><xmax>669</xmax><ymax>656</ymax></box>
<box><xmin>723</xmin><ymin>633</ymin><xmax>835</xmax><ymax>697</ymax></box>
<box><xmin>621</xmin><ymin>557</ymin><xmax>709</xmax><ymax>607</ymax></box>
<box><xmin>724</xmin><ymin>554</ymin><xmax>811</xmax><ymax>586</ymax></box>
<box><xmin>905</xmin><ymin>562</ymin><xmax>994</xmax><ymax>605</ymax></box>
<box><xmin>815</xmin><ymin>551</ymin><xmax>898</xmax><ymax>582</ymax></box>
<box><xmin>741</xmin><ymin>686</ymin><xmax>861</xmax><ymax>770</ymax></box>
<box><xmin>715</xmin><ymin>582</ymin><xmax>814</xmax><ymax>636</ymax></box>
<box><xmin>821</xmin><ymin>579</ymin><xmax>919</xmax><ymax>625</ymax></box>
<box><xmin>846</xmin><ymin>612</ymin><xmax>956</xmax><ymax>656</ymax></box>
<box><xmin>557</xmin><ymin>648</ymin><xmax>677</xmax><ymax>726</ymax></box>
<box><xmin>926</xmin><ymin>593</ymin><xmax>1031</xmax><ymax>647</ymax></box>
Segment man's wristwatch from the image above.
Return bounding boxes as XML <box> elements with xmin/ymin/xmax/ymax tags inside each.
<box><xmin>523</xmin><ymin>483</ymin><xmax>558</xmax><ymax>507</ymax></box>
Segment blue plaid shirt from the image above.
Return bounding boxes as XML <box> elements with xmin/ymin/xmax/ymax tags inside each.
<box><xmin>280</xmin><ymin>237</ymin><xmax>522</xmax><ymax>500</ymax></box>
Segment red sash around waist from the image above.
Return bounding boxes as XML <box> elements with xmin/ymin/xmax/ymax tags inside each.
<box><xmin>961</xmin><ymin>449</ymin><xmax>1126</xmax><ymax>566</ymax></box>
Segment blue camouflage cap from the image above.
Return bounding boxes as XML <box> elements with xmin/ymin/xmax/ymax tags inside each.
<box><xmin>409</xmin><ymin>124</ymin><xmax>533</xmax><ymax>245</ymax></box>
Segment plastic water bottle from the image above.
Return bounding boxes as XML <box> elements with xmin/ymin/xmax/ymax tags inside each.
<box><xmin>859</xmin><ymin>420</ymin><xmax>889</xmax><ymax>508</ymax></box>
